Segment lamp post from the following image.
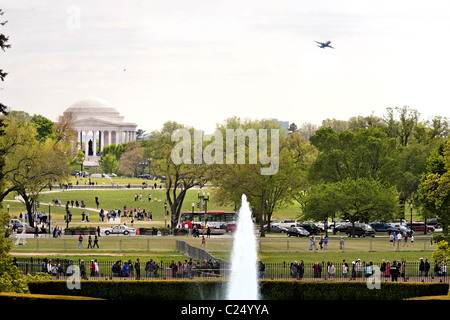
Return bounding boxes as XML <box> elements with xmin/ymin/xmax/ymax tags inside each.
<box><xmin>203</xmin><ymin>192</ymin><xmax>210</xmax><ymax>214</ymax></box>
<box><xmin>164</xmin><ymin>200</ymin><xmax>167</xmax><ymax>228</ymax></box>
<box><xmin>197</xmin><ymin>190</ymin><xmax>204</xmax><ymax>210</ymax></box>
<box><xmin>48</xmin><ymin>202</ymin><xmax>51</xmax><ymax>235</ymax></box>
<box><xmin>410</xmin><ymin>203</ymin><xmax>413</xmax><ymax>237</ymax></box>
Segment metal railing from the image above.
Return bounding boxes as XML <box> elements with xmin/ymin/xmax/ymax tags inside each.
<box><xmin>12</xmin><ymin>256</ymin><xmax>449</xmax><ymax>283</ymax></box>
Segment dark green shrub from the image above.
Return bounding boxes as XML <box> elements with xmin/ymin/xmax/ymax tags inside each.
<box><xmin>28</xmin><ymin>280</ymin><xmax>449</xmax><ymax>301</ymax></box>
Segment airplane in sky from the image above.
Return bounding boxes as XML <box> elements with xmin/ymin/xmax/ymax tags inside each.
<box><xmin>315</xmin><ymin>41</ymin><xmax>334</xmax><ymax>49</ymax></box>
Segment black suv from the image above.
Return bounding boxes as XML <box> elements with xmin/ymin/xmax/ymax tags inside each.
<box><xmin>298</xmin><ymin>221</ymin><xmax>322</xmax><ymax>235</ymax></box>
<box><xmin>339</xmin><ymin>223</ymin><xmax>376</xmax><ymax>237</ymax></box>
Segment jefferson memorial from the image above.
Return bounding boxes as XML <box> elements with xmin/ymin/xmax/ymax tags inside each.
<box><xmin>62</xmin><ymin>97</ymin><xmax>137</xmax><ymax>167</ymax></box>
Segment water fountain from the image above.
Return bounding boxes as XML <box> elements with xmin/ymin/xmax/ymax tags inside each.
<box><xmin>226</xmin><ymin>194</ymin><xmax>259</xmax><ymax>300</ymax></box>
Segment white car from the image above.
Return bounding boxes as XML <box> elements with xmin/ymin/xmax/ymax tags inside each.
<box><xmin>103</xmin><ymin>225</ymin><xmax>137</xmax><ymax>236</ymax></box>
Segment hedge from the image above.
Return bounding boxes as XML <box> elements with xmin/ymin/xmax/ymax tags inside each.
<box><xmin>27</xmin><ymin>280</ymin><xmax>449</xmax><ymax>300</ymax></box>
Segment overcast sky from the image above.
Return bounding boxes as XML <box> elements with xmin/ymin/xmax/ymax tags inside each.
<box><xmin>2</xmin><ymin>0</ymin><xmax>450</xmax><ymax>133</ymax></box>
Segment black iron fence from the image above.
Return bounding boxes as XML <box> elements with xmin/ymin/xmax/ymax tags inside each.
<box><xmin>12</xmin><ymin>257</ymin><xmax>449</xmax><ymax>283</ymax></box>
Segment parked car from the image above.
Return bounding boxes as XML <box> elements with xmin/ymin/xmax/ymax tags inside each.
<box><xmin>9</xmin><ymin>219</ymin><xmax>29</xmax><ymax>229</ymax></box>
<box><xmin>102</xmin><ymin>224</ymin><xmax>137</xmax><ymax>236</ymax></box>
<box><xmin>226</xmin><ymin>222</ymin><xmax>237</xmax><ymax>233</ymax></box>
<box><xmin>286</xmin><ymin>226</ymin><xmax>310</xmax><ymax>237</ymax></box>
<box><xmin>335</xmin><ymin>223</ymin><xmax>376</xmax><ymax>237</ymax></box>
<box><xmin>427</xmin><ymin>218</ymin><xmax>441</xmax><ymax>229</ymax></box>
<box><xmin>333</xmin><ymin>224</ymin><xmax>348</xmax><ymax>233</ymax></box>
<box><xmin>269</xmin><ymin>224</ymin><xmax>288</xmax><ymax>233</ymax></box>
<box><xmin>391</xmin><ymin>225</ymin><xmax>414</xmax><ymax>236</ymax></box>
<box><xmin>406</xmin><ymin>222</ymin><xmax>435</xmax><ymax>233</ymax></box>
<box><xmin>369</xmin><ymin>222</ymin><xmax>400</xmax><ymax>235</ymax></box>
<box><xmin>298</xmin><ymin>221</ymin><xmax>322</xmax><ymax>235</ymax></box>
<box><xmin>270</xmin><ymin>219</ymin><xmax>297</xmax><ymax>232</ymax></box>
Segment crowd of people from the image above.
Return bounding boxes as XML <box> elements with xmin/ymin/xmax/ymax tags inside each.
<box><xmin>109</xmin><ymin>258</ymin><xmax>222</xmax><ymax>279</ymax></box>
<box><xmin>284</xmin><ymin>257</ymin><xmax>448</xmax><ymax>282</ymax></box>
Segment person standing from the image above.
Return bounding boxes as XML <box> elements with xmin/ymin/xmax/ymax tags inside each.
<box><xmin>399</xmin><ymin>258</ymin><xmax>406</xmax><ymax>280</ymax></box>
<box><xmin>94</xmin><ymin>259</ymin><xmax>99</xmax><ymax>277</ymax></box>
<box><xmin>424</xmin><ymin>258</ymin><xmax>430</xmax><ymax>277</ymax></box>
<box><xmin>327</xmin><ymin>262</ymin><xmax>335</xmax><ymax>279</ymax></box>
<box><xmin>390</xmin><ymin>260</ymin><xmax>398</xmax><ymax>282</ymax></box>
<box><xmin>342</xmin><ymin>260</ymin><xmax>349</xmax><ymax>279</ymax></box>
<box><xmin>440</xmin><ymin>261</ymin><xmax>447</xmax><ymax>277</ymax></box>
<box><xmin>290</xmin><ymin>261</ymin><xmax>298</xmax><ymax>279</ymax></box>
<box><xmin>80</xmin><ymin>260</ymin><xmax>87</xmax><ymax>279</ymax></box>
<box><xmin>419</xmin><ymin>258</ymin><xmax>425</xmax><ymax>278</ymax></box>
<box><xmin>339</xmin><ymin>237</ymin><xmax>345</xmax><ymax>252</ymax></box>
<box><xmin>258</xmin><ymin>260</ymin><xmax>265</xmax><ymax>279</ymax></box>
<box><xmin>380</xmin><ymin>259</ymin><xmax>387</xmax><ymax>278</ymax></box>
<box><xmin>298</xmin><ymin>260</ymin><xmax>305</xmax><ymax>279</ymax></box>
<box><xmin>201</xmin><ymin>235</ymin><xmax>206</xmax><ymax>248</ymax></box>
<box><xmin>313</xmin><ymin>262</ymin><xmax>322</xmax><ymax>279</ymax></box>
<box><xmin>355</xmin><ymin>259</ymin><xmax>363</xmax><ymax>279</ymax></box>
<box><xmin>135</xmin><ymin>259</ymin><xmax>141</xmax><ymax>280</ymax></box>
<box><xmin>397</xmin><ymin>233</ymin><xmax>402</xmax><ymax>249</ymax></box>
<box><xmin>122</xmin><ymin>261</ymin><xmax>130</xmax><ymax>277</ymax></box>
<box><xmin>90</xmin><ymin>260</ymin><xmax>96</xmax><ymax>277</ymax></box>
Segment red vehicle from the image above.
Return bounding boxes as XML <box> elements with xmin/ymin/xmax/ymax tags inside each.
<box><xmin>179</xmin><ymin>211</ymin><xmax>237</xmax><ymax>229</ymax></box>
<box><xmin>406</xmin><ymin>222</ymin><xmax>435</xmax><ymax>233</ymax></box>
<box><xmin>226</xmin><ymin>222</ymin><xmax>237</xmax><ymax>233</ymax></box>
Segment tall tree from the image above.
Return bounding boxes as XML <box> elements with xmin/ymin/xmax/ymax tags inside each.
<box><xmin>118</xmin><ymin>141</ymin><xmax>144</xmax><ymax>177</ymax></box>
<box><xmin>0</xmin><ymin>116</ymin><xmax>73</xmax><ymax>227</ymax></box>
<box><xmin>143</xmin><ymin>121</ymin><xmax>209</xmax><ymax>231</ymax></box>
<box><xmin>301</xmin><ymin>177</ymin><xmax>399</xmax><ymax>236</ymax></box>
<box><xmin>309</xmin><ymin>126</ymin><xmax>399</xmax><ymax>184</ymax></box>
<box><xmin>420</xmin><ymin>140</ymin><xmax>450</xmax><ymax>235</ymax></box>
<box><xmin>212</xmin><ymin>118</ymin><xmax>317</xmax><ymax>236</ymax></box>
<box><xmin>384</xmin><ymin>106</ymin><xmax>420</xmax><ymax>147</ymax></box>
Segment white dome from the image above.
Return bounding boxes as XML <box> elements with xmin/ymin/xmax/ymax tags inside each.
<box><xmin>64</xmin><ymin>97</ymin><xmax>125</xmax><ymax>124</ymax></box>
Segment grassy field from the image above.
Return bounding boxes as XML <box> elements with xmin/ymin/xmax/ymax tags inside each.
<box><xmin>4</xmin><ymin>184</ymin><xmax>438</xmax><ymax>266</ymax></box>
<box><xmin>8</xmin><ymin>233</ymin><xmax>436</xmax><ymax>265</ymax></box>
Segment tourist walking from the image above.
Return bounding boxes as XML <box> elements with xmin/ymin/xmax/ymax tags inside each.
<box><xmin>308</xmin><ymin>236</ymin><xmax>317</xmax><ymax>251</ymax></box>
<box><xmin>87</xmin><ymin>235</ymin><xmax>93</xmax><ymax>249</ymax></box>
<box><xmin>77</xmin><ymin>234</ymin><xmax>85</xmax><ymax>249</ymax></box>
<box><xmin>93</xmin><ymin>235</ymin><xmax>99</xmax><ymax>248</ymax></box>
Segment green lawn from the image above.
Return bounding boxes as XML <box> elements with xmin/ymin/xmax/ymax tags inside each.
<box><xmin>8</xmin><ymin>233</ymin><xmax>436</xmax><ymax>265</ymax></box>
<box><xmin>4</xmin><ymin>186</ymin><xmax>439</xmax><ymax>266</ymax></box>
